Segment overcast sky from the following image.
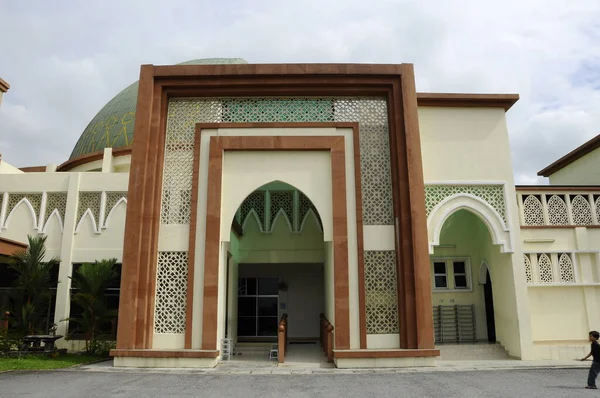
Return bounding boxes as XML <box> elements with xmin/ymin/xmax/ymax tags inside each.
<box><xmin>1</xmin><ymin>0</ymin><xmax>599</xmax><ymax>184</ymax></box>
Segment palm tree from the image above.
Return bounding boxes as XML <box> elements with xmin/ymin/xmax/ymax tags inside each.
<box><xmin>9</xmin><ymin>235</ymin><xmax>59</xmax><ymax>334</ymax></box>
<box><xmin>68</xmin><ymin>258</ymin><xmax>118</xmax><ymax>353</ymax></box>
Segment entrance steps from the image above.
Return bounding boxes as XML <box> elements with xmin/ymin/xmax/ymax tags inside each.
<box><xmin>223</xmin><ymin>341</ymin><xmax>333</xmax><ymax>368</ymax></box>
<box><xmin>437</xmin><ymin>343</ymin><xmax>511</xmax><ymax>361</ymax></box>
<box><xmin>233</xmin><ymin>342</ymin><xmax>273</xmax><ymax>358</ymax></box>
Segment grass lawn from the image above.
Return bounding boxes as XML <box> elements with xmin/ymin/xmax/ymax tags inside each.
<box><xmin>0</xmin><ymin>354</ymin><xmax>104</xmax><ymax>371</ymax></box>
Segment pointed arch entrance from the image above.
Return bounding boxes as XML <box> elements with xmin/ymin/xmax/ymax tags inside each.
<box><xmin>190</xmin><ymin>133</ymin><xmax>352</xmax><ymax>354</ymax></box>
<box><xmin>226</xmin><ymin>181</ymin><xmax>326</xmax><ymax>343</ymax></box>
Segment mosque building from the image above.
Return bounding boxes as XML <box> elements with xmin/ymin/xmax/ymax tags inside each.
<box><xmin>1</xmin><ymin>58</ymin><xmax>599</xmax><ymax>368</ymax></box>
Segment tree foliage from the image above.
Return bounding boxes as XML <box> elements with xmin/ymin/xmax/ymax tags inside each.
<box><xmin>8</xmin><ymin>235</ymin><xmax>59</xmax><ymax>334</ymax></box>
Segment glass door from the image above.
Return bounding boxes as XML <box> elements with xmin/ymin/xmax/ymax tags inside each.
<box><xmin>238</xmin><ymin>277</ymin><xmax>279</xmax><ymax>337</ymax></box>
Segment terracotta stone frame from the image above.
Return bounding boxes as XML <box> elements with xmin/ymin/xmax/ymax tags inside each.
<box><xmin>186</xmin><ymin>126</ymin><xmax>362</xmax><ymax>350</ymax></box>
<box><xmin>113</xmin><ymin>63</ymin><xmax>434</xmax><ymax>356</ymax></box>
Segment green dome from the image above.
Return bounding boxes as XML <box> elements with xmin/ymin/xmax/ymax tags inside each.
<box><xmin>69</xmin><ymin>58</ymin><xmax>248</xmax><ymax>160</ymax></box>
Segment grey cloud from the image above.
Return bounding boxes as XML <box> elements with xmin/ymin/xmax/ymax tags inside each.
<box><xmin>1</xmin><ymin>0</ymin><xmax>600</xmax><ymax>185</ymax></box>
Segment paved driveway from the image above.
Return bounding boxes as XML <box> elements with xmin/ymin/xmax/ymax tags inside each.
<box><xmin>0</xmin><ymin>368</ymin><xmax>594</xmax><ymax>397</ymax></box>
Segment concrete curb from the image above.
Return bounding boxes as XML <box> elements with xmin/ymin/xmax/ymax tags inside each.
<box><xmin>67</xmin><ymin>363</ymin><xmax>591</xmax><ymax>376</ymax></box>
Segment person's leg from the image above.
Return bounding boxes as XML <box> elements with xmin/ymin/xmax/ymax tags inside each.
<box><xmin>587</xmin><ymin>362</ymin><xmax>600</xmax><ymax>388</ymax></box>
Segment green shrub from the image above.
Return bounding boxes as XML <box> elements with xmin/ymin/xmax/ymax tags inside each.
<box><xmin>87</xmin><ymin>340</ymin><xmax>115</xmax><ymax>357</ymax></box>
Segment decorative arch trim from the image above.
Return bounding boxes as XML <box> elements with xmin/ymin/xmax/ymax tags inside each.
<box><xmin>241</xmin><ymin>208</ymin><xmax>265</xmax><ymax>233</ymax></box>
<box><xmin>3</xmin><ymin>197</ymin><xmax>39</xmax><ymax>231</ymax></box>
<box><xmin>479</xmin><ymin>260</ymin><xmax>491</xmax><ymax>285</ymax></box>
<box><xmin>41</xmin><ymin>208</ymin><xmax>64</xmax><ymax>234</ymax></box>
<box><xmin>268</xmin><ymin>207</ymin><xmax>293</xmax><ymax>234</ymax></box>
<box><xmin>75</xmin><ymin>208</ymin><xmax>101</xmax><ymax>234</ymax></box>
<box><xmin>103</xmin><ymin>197</ymin><xmax>128</xmax><ymax>228</ymax></box>
<box><xmin>299</xmin><ymin>208</ymin><xmax>323</xmax><ymax>234</ymax></box>
<box><xmin>427</xmin><ymin>193</ymin><xmax>512</xmax><ymax>254</ymax></box>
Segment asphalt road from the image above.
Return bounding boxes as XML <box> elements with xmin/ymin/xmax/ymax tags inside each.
<box><xmin>0</xmin><ymin>368</ymin><xmax>596</xmax><ymax>397</ymax></box>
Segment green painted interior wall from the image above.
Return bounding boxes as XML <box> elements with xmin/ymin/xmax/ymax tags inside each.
<box><xmin>432</xmin><ymin>210</ymin><xmax>490</xmax><ymax>341</ymax></box>
<box><xmin>238</xmin><ymin>210</ymin><xmax>324</xmax><ymax>263</ymax></box>
<box><xmin>432</xmin><ymin>209</ymin><xmax>522</xmax><ymax>355</ymax></box>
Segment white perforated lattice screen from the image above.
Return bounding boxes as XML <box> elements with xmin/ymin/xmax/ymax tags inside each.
<box><xmin>558</xmin><ymin>253</ymin><xmax>575</xmax><ymax>283</ymax></box>
<box><xmin>547</xmin><ymin>195</ymin><xmax>569</xmax><ymax>225</ymax></box>
<box><xmin>44</xmin><ymin>193</ymin><xmax>67</xmax><ymax>225</ymax></box>
<box><xmin>240</xmin><ymin>191</ymin><xmax>266</xmax><ymax>230</ymax></box>
<box><xmin>164</xmin><ymin>97</ymin><xmax>394</xmax><ymax>227</ymax></box>
<box><xmin>334</xmin><ymin>98</ymin><xmax>393</xmax><ymax>225</ymax></box>
<box><xmin>299</xmin><ymin>191</ymin><xmax>322</xmax><ymax>231</ymax></box>
<box><xmin>523</xmin><ymin>254</ymin><xmax>533</xmax><ymax>283</ymax></box>
<box><xmin>425</xmin><ymin>185</ymin><xmax>507</xmax><ymax>223</ymax></box>
<box><xmin>522</xmin><ymin>195</ymin><xmax>545</xmax><ymax>226</ymax></box>
<box><xmin>269</xmin><ymin>191</ymin><xmax>294</xmax><ymax>230</ymax></box>
<box><xmin>7</xmin><ymin>193</ymin><xmax>42</xmax><ymax>221</ymax></box>
<box><xmin>161</xmin><ymin>144</ymin><xmax>194</xmax><ymax>225</ymax></box>
<box><xmin>537</xmin><ymin>254</ymin><xmax>554</xmax><ymax>283</ymax></box>
<box><xmin>223</xmin><ymin>98</ymin><xmax>334</xmax><ymax>122</ymax></box>
<box><xmin>154</xmin><ymin>251</ymin><xmax>188</xmax><ymax>334</ymax></box>
<box><xmin>106</xmin><ymin>192</ymin><xmax>127</xmax><ymax>215</ymax></box>
<box><xmin>77</xmin><ymin>192</ymin><xmax>101</xmax><ymax>226</ymax></box>
<box><xmin>570</xmin><ymin>195</ymin><xmax>593</xmax><ymax>225</ymax></box>
<box><xmin>364</xmin><ymin>251</ymin><xmax>399</xmax><ymax>334</ymax></box>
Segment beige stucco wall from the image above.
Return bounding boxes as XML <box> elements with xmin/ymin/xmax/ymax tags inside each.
<box><xmin>0</xmin><ymin>170</ymin><xmax>129</xmax><ymax>347</ymax></box>
<box><xmin>520</xmin><ymin>220</ymin><xmax>600</xmax><ymax>359</ymax></box>
<box><xmin>419</xmin><ymin>106</ymin><xmax>532</xmax><ymax>359</ymax></box>
<box><xmin>419</xmin><ymin>107</ymin><xmax>515</xmax><ymax>181</ymax></box>
<box><xmin>548</xmin><ymin>148</ymin><xmax>600</xmax><ymax>185</ymax></box>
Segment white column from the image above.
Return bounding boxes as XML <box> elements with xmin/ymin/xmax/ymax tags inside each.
<box><xmin>38</xmin><ymin>192</ymin><xmax>48</xmax><ymax>232</ymax></box>
<box><xmin>53</xmin><ymin>173</ymin><xmax>81</xmax><ymax>339</ymax></box>
<box><xmin>101</xmin><ymin>148</ymin><xmax>114</xmax><ymax>173</ymax></box>
<box><xmin>0</xmin><ymin>192</ymin><xmax>8</xmax><ymax>230</ymax></box>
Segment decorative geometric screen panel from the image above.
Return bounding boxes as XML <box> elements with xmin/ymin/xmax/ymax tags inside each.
<box><xmin>537</xmin><ymin>254</ymin><xmax>554</xmax><ymax>284</ymax></box>
<box><xmin>164</xmin><ymin>97</ymin><xmax>394</xmax><ymax>228</ymax></box>
<box><xmin>7</xmin><ymin>193</ymin><xmax>42</xmax><ymax>221</ymax></box>
<box><xmin>105</xmin><ymin>192</ymin><xmax>127</xmax><ymax>217</ymax></box>
<box><xmin>523</xmin><ymin>254</ymin><xmax>533</xmax><ymax>284</ymax></box>
<box><xmin>570</xmin><ymin>195</ymin><xmax>593</xmax><ymax>225</ymax></box>
<box><xmin>154</xmin><ymin>251</ymin><xmax>188</xmax><ymax>334</ymax></box>
<box><xmin>558</xmin><ymin>253</ymin><xmax>575</xmax><ymax>283</ymax></box>
<box><xmin>44</xmin><ymin>193</ymin><xmax>68</xmax><ymax>225</ymax></box>
<box><xmin>299</xmin><ymin>191</ymin><xmax>323</xmax><ymax>231</ymax></box>
<box><xmin>364</xmin><ymin>251</ymin><xmax>399</xmax><ymax>334</ymax></box>
<box><xmin>161</xmin><ymin>144</ymin><xmax>194</xmax><ymax>225</ymax></box>
<box><xmin>596</xmin><ymin>196</ymin><xmax>600</xmax><ymax>222</ymax></box>
<box><xmin>269</xmin><ymin>191</ymin><xmax>294</xmax><ymax>231</ymax></box>
<box><xmin>160</xmin><ymin>99</ymin><xmax>221</xmax><ymax>225</ymax></box>
<box><xmin>547</xmin><ymin>195</ymin><xmax>569</xmax><ymax>225</ymax></box>
<box><xmin>239</xmin><ymin>191</ymin><xmax>266</xmax><ymax>230</ymax></box>
<box><xmin>425</xmin><ymin>185</ymin><xmax>506</xmax><ymax>223</ymax></box>
<box><xmin>334</xmin><ymin>98</ymin><xmax>393</xmax><ymax>225</ymax></box>
<box><xmin>522</xmin><ymin>195</ymin><xmax>545</xmax><ymax>226</ymax></box>
<box><xmin>222</xmin><ymin>98</ymin><xmax>334</xmax><ymax>122</ymax></box>
<box><xmin>77</xmin><ymin>192</ymin><xmax>101</xmax><ymax>226</ymax></box>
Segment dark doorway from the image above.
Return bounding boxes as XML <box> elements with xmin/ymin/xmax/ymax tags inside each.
<box><xmin>483</xmin><ymin>270</ymin><xmax>496</xmax><ymax>343</ymax></box>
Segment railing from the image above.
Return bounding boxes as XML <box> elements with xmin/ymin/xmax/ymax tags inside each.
<box><xmin>432</xmin><ymin>305</ymin><xmax>476</xmax><ymax>344</ymax></box>
<box><xmin>277</xmin><ymin>314</ymin><xmax>288</xmax><ymax>364</ymax></box>
<box><xmin>319</xmin><ymin>313</ymin><xmax>334</xmax><ymax>363</ymax></box>
<box><xmin>516</xmin><ymin>188</ymin><xmax>600</xmax><ymax>227</ymax></box>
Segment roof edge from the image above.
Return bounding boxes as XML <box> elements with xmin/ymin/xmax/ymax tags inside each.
<box><xmin>57</xmin><ymin>146</ymin><xmax>132</xmax><ymax>172</ymax></box>
<box><xmin>538</xmin><ymin>134</ymin><xmax>600</xmax><ymax>177</ymax></box>
<box><xmin>416</xmin><ymin>93</ymin><xmax>519</xmax><ymax>111</ymax></box>
<box><xmin>0</xmin><ymin>78</ymin><xmax>9</xmax><ymax>93</ymax></box>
